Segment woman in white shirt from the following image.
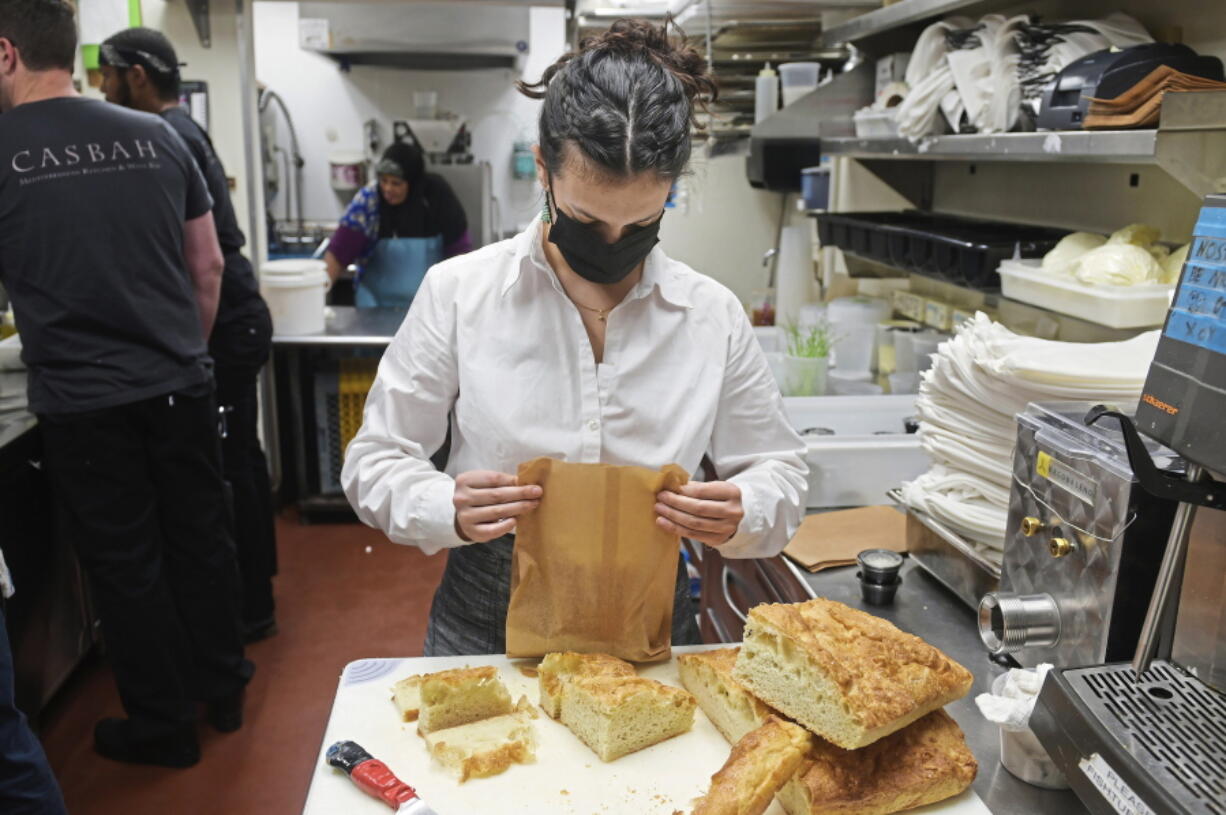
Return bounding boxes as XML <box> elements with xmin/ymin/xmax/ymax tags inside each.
<box><xmin>342</xmin><ymin>19</ymin><xmax>808</xmax><ymax>656</ymax></box>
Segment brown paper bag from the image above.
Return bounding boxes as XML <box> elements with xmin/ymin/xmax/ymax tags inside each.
<box><xmin>505</xmin><ymin>457</ymin><xmax>688</xmax><ymax>663</ymax></box>
<box><xmin>783</xmin><ymin>506</ymin><xmax>905</xmax><ymax>572</ymax></box>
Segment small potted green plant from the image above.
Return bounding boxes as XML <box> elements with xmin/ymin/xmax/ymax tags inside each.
<box><xmin>782</xmin><ymin>320</ymin><xmax>835</xmax><ymax>396</ymax></box>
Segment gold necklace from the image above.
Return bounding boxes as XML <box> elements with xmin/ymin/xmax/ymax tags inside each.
<box><xmin>572</xmin><ymin>299</ymin><xmax>610</xmax><ymax>322</ymax></box>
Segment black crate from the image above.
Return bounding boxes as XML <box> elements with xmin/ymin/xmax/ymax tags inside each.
<box><xmin>813</xmin><ymin>210</ymin><xmax>1069</xmax><ymax>288</ymax></box>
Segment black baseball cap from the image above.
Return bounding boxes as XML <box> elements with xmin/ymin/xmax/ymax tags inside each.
<box><xmin>99</xmin><ymin>27</ymin><xmax>184</xmax><ymax>77</ymax></box>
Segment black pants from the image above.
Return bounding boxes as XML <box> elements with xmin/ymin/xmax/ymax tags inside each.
<box><xmin>39</xmin><ymin>386</ymin><xmax>252</xmax><ymax>741</ymax></box>
<box><xmin>424</xmin><ymin>535</ymin><xmax>701</xmax><ymax>657</ymax></box>
<box><xmin>212</xmin><ymin>307</ymin><xmax>277</xmax><ymax>626</ymax></box>
<box><xmin>0</xmin><ymin>606</ymin><xmax>66</xmax><ymax>815</ymax></box>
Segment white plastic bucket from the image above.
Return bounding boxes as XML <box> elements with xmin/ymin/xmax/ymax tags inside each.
<box><xmin>329</xmin><ymin>152</ymin><xmax>367</xmax><ymax>192</ymax></box>
<box><xmin>260</xmin><ymin>259</ymin><xmax>328</xmax><ymax>335</ymax></box>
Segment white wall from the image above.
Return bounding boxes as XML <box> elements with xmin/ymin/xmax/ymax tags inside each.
<box><xmin>658</xmin><ymin>149</ymin><xmax>790</xmax><ymax>305</ymax></box>
<box><xmin>252</xmin><ymin>2</ymin><xmax>565</xmax><ymax>234</ymax></box>
<box><xmin>138</xmin><ymin>0</ymin><xmax>255</xmax><ymax>256</ymax></box>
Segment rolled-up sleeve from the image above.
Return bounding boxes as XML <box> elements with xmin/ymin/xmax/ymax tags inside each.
<box><xmin>707</xmin><ymin>305</ymin><xmax>809</xmax><ymax>559</ymax></box>
<box><xmin>341</xmin><ymin>269</ymin><xmax>466</xmax><ymax>554</ymax></box>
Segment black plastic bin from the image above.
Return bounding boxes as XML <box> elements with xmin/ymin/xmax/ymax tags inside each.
<box><xmin>813</xmin><ymin>210</ymin><xmax>1068</xmax><ymax>288</ymax></box>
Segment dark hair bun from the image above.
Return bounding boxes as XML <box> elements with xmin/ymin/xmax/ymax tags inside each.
<box><xmin>576</xmin><ymin>18</ymin><xmax>717</xmax><ymax>106</ymax></box>
<box><xmin>518</xmin><ymin>17</ymin><xmax>717</xmax><ymax>180</ymax></box>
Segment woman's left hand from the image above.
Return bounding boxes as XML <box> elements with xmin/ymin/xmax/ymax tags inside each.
<box><xmin>655</xmin><ymin>482</ymin><xmax>744</xmax><ymax>546</ymax></box>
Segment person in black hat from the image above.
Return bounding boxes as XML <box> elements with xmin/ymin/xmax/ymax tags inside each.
<box><xmin>0</xmin><ymin>0</ymin><xmax>251</xmax><ymax>767</ymax></box>
<box><xmin>100</xmin><ymin>27</ymin><xmax>279</xmax><ymax>644</ymax></box>
<box><xmin>324</xmin><ymin>140</ymin><xmax>471</xmax><ymax>307</ymax></box>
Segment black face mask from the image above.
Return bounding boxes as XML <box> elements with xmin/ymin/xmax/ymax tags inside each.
<box><xmin>546</xmin><ymin>188</ymin><xmax>662</xmax><ymax>286</ymax></box>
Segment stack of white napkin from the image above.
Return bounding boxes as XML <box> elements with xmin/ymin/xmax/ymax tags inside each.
<box><xmin>900</xmin><ymin>313</ymin><xmax>1158</xmax><ymax>561</ymax></box>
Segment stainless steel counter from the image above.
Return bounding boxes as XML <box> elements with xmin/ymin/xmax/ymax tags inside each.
<box><xmin>271</xmin><ymin>306</ymin><xmax>406</xmax><ymax>347</ymax></box>
<box><xmin>794</xmin><ymin>560</ymin><xmax>1088</xmax><ymax>815</ymax></box>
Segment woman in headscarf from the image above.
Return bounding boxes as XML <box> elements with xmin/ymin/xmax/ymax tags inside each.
<box><xmin>324</xmin><ymin>140</ymin><xmax>470</xmax><ymax>307</ymax></box>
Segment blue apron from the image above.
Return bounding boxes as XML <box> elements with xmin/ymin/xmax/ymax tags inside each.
<box><xmin>354</xmin><ymin>234</ymin><xmax>443</xmax><ymax>308</ymax></box>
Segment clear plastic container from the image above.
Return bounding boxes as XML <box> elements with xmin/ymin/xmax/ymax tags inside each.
<box><xmin>853</xmin><ymin>107</ymin><xmax>901</xmax><ymax>139</ymax></box>
<box><xmin>783</xmin><ymin>355</ymin><xmax>828</xmax><ymax>396</ymax></box>
<box><xmin>909</xmin><ymin>331</ymin><xmax>947</xmax><ymax>372</ymax></box>
<box><xmin>998</xmin><ymin>259</ymin><xmax>1175</xmax><ymax>329</ymax></box>
<box><xmin>833</xmin><ymin>324</ymin><xmax>877</xmax><ymax>373</ymax></box>
<box><xmin>888</xmin><ymin>371</ymin><xmax>920</xmax><ymax>394</ymax></box>
<box><xmin>779</xmin><ymin>62</ymin><xmax>820</xmax><ymax>106</ymax></box>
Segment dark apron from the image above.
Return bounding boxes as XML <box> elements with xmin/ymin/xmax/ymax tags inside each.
<box><xmin>424</xmin><ymin>534</ymin><xmax>702</xmax><ymax>657</ymax></box>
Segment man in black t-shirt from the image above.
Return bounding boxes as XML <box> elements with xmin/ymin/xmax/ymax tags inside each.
<box><xmin>0</xmin><ymin>0</ymin><xmax>251</xmax><ymax>769</ymax></box>
<box><xmin>100</xmin><ymin>28</ymin><xmax>279</xmax><ymax>645</ymax></box>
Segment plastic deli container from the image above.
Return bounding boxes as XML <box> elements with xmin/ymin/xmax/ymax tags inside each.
<box><xmin>783</xmin><ymin>395</ymin><xmax>928</xmax><ymax>508</ymax></box>
<box><xmin>853</xmin><ymin>107</ymin><xmax>901</xmax><ymax>139</ymax></box>
<box><xmin>814</xmin><ymin>211</ymin><xmax>1068</xmax><ymax>288</ymax></box>
<box><xmin>779</xmin><ymin>62</ymin><xmax>820</xmax><ymax>106</ymax></box>
<box><xmin>801</xmin><ymin>165</ymin><xmax>831</xmax><ymax>210</ymax></box>
<box><xmin>998</xmin><ymin>259</ymin><xmax>1175</xmax><ymax>329</ymax></box>
<box><xmin>261</xmin><ymin>259</ymin><xmax>329</xmax><ymax>335</ymax></box>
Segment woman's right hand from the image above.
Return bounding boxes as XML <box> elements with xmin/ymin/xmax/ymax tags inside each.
<box><xmin>453</xmin><ymin>471</ymin><xmax>542</xmax><ymax>542</ymax></box>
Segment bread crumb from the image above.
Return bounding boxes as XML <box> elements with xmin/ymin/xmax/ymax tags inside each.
<box><xmin>519</xmin><ymin>664</ymin><xmax>539</xmax><ymax>678</ymax></box>
<box><xmin>560</xmin><ymin>790</ymin><xmax>569</xmax><ymax>795</ymax></box>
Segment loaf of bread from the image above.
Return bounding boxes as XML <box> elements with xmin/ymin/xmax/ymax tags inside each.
<box><xmin>538</xmin><ymin>651</ymin><xmax>635</xmax><ymax>719</ymax></box>
<box><xmin>559</xmin><ymin>675</ymin><xmax>697</xmax><ymax>762</ymax></box>
<box><xmin>678</xmin><ymin>648</ymin><xmax>778</xmax><ymax>744</ymax></box>
<box><xmin>733</xmin><ymin>599</ymin><xmax>973</xmax><ymax>749</ymax></box>
<box><xmin>391</xmin><ymin>674</ymin><xmax>422</xmax><ymax>722</ymax></box>
<box><xmin>423</xmin><ymin>703</ymin><xmax>537</xmax><ymax>783</ymax></box>
<box><xmin>415</xmin><ymin>666</ymin><xmax>515</xmax><ymax>735</ymax></box>
<box><xmin>692</xmin><ymin>715</ymin><xmax>814</xmax><ymax>815</ymax></box>
<box><xmin>776</xmin><ymin>710</ymin><xmax>978</xmax><ymax>815</ymax></box>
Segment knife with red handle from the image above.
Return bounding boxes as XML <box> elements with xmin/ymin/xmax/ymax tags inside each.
<box><xmin>326</xmin><ymin>740</ymin><xmax>438</xmax><ymax>813</ymax></box>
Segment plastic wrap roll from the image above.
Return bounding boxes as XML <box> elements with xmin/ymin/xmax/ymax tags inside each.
<box><xmin>877</xmin><ymin>80</ymin><xmax>909</xmax><ymax>108</ymax></box>
<box><xmin>775</xmin><ymin>225</ymin><xmax>813</xmax><ymax>328</ymax></box>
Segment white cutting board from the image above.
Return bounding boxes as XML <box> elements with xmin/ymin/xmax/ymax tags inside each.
<box><xmin>301</xmin><ymin>646</ymin><xmax>991</xmax><ymax>815</ymax></box>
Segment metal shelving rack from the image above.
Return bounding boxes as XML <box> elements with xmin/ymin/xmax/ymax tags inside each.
<box><xmin>824</xmin><ymin>90</ymin><xmax>1226</xmax><ymax>202</ymax></box>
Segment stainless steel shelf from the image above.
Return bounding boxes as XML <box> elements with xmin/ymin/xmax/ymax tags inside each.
<box><xmin>819</xmin><ymin>0</ymin><xmax>1012</xmax><ymax>47</ymax></box>
<box><xmin>821</xmin><ymin>130</ymin><xmax>1160</xmax><ymax>163</ymax></box>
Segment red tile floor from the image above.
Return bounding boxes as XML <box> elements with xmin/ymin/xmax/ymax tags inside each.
<box><xmin>37</xmin><ymin>512</ymin><xmax>447</xmax><ymax>815</ymax></box>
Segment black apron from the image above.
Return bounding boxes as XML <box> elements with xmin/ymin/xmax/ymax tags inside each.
<box><xmin>423</xmin><ymin>534</ymin><xmax>702</xmax><ymax>657</ymax></box>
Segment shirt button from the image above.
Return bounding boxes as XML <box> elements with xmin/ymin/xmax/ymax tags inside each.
<box><xmin>587</xmin><ymin>419</ymin><xmax>600</xmax><ymax>432</ymax></box>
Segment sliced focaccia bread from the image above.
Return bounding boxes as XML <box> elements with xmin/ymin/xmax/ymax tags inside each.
<box><xmin>391</xmin><ymin>674</ymin><xmax>423</xmax><ymax>722</ymax></box>
<box><xmin>734</xmin><ymin>599</ymin><xmax>973</xmax><ymax>749</ymax></box>
<box><xmin>538</xmin><ymin>651</ymin><xmax>636</xmax><ymax>719</ymax></box>
<box><xmin>559</xmin><ymin>675</ymin><xmax>696</xmax><ymax>762</ymax></box>
<box><xmin>423</xmin><ymin>703</ymin><xmax>537</xmax><ymax>783</ymax></box>
<box><xmin>416</xmin><ymin>666</ymin><xmax>515</xmax><ymax>735</ymax></box>
<box><xmin>692</xmin><ymin>715</ymin><xmax>814</xmax><ymax>815</ymax></box>
<box><xmin>776</xmin><ymin>710</ymin><xmax>978</xmax><ymax>815</ymax></box>
<box><xmin>678</xmin><ymin>647</ymin><xmax>780</xmax><ymax>745</ymax></box>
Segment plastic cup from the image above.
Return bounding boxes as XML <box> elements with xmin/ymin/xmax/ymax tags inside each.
<box><xmin>833</xmin><ymin>324</ymin><xmax>876</xmax><ymax>372</ymax></box>
<box><xmin>779</xmin><ymin>62</ymin><xmax>820</xmax><ymax>107</ymax></box>
<box><xmin>911</xmin><ymin>331</ymin><xmax>947</xmax><ymax>372</ymax></box>
<box><xmin>889</xmin><ymin>372</ymin><xmax>920</xmax><ymax>394</ymax></box>
<box><xmin>783</xmin><ymin>355</ymin><xmax>828</xmax><ymax>397</ymax></box>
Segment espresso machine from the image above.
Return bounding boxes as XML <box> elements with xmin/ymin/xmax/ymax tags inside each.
<box><xmin>1025</xmin><ymin>194</ymin><xmax>1226</xmax><ymax>815</ymax></box>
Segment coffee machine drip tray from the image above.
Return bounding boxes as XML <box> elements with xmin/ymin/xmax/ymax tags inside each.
<box><xmin>1031</xmin><ymin>660</ymin><xmax>1226</xmax><ymax>815</ymax></box>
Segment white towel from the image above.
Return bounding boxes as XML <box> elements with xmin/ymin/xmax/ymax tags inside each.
<box><xmin>901</xmin><ymin>313</ymin><xmax>1155</xmax><ymax>550</ymax></box>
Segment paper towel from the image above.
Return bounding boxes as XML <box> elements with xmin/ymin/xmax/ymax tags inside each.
<box><xmin>775</xmin><ymin>224</ymin><xmax>813</xmax><ymax>328</ymax></box>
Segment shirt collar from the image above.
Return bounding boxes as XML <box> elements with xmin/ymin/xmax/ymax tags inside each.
<box><xmin>501</xmin><ymin>218</ymin><xmax>693</xmax><ymax>309</ymax></box>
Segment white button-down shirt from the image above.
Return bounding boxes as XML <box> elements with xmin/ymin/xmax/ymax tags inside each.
<box><xmin>342</xmin><ymin>219</ymin><xmax>808</xmax><ymax>557</ymax></box>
